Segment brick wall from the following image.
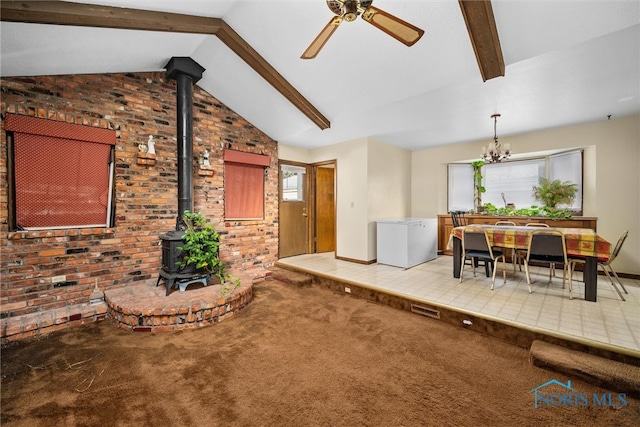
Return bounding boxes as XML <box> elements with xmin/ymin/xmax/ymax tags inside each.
<box><xmin>0</xmin><ymin>72</ymin><xmax>279</xmax><ymax>323</ymax></box>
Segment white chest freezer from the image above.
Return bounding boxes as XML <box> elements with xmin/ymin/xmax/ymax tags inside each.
<box><xmin>376</xmin><ymin>218</ymin><xmax>437</xmax><ymax>268</ymax></box>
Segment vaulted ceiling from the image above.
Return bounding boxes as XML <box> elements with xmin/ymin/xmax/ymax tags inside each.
<box><xmin>1</xmin><ymin>0</ymin><xmax>639</xmax><ymax>151</ymax></box>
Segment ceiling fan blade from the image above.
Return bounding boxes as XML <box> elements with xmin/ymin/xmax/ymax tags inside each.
<box><xmin>301</xmin><ymin>16</ymin><xmax>343</xmax><ymax>59</ymax></box>
<box><xmin>361</xmin><ymin>5</ymin><xmax>424</xmax><ymax>46</ymax></box>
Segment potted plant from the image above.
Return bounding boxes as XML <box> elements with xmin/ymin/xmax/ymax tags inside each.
<box><xmin>178</xmin><ymin>211</ymin><xmax>227</xmax><ymax>285</ymax></box>
<box><xmin>532</xmin><ymin>178</ymin><xmax>578</xmax><ymax>210</ymax></box>
<box><xmin>471</xmin><ymin>160</ymin><xmax>486</xmax><ymax>213</ymax></box>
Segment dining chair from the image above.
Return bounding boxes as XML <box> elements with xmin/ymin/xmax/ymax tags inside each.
<box><xmin>523</xmin><ymin>230</ymin><xmax>571</xmax><ymax>298</ymax></box>
<box><xmin>494</xmin><ymin>221</ymin><xmax>517</xmax><ymax>271</ymax></box>
<box><xmin>451</xmin><ymin>211</ymin><xmax>489</xmax><ymax>273</ymax></box>
<box><xmin>514</xmin><ymin>222</ymin><xmax>552</xmax><ymax>272</ymax></box>
<box><xmin>568</xmin><ymin>230</ymin><xmax>629</xmax><ymax>301</ymax></box>
<box><xmin>450</xmin><ymin>211</ymin><xmax>467</xmax><ymax>227</ymax></box>
<box><xmin>459</xmin><ymin>228</ymin><xmax>506</xmax><ymax>290</ymax></box>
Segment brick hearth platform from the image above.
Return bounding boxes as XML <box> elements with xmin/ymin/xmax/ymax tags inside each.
<box><xmin>1</xmin><ymin>272</ymin><xmax>265</xmax><ymax>342</ymax></box>
<box><xmin>105</xmin><ymin>274</ymin><xmax>255</xmax><ymax>332</ymax></box>
<box><xmin>0</xmin><ymin>302</ymin><xmax>109</xmax><ymax>343</ymax></box>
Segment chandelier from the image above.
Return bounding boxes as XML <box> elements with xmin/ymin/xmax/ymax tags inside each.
<box><xmin>481</xmin><ymin>113</ymin><xmax>511</xmax><ymax>163</ymax></box>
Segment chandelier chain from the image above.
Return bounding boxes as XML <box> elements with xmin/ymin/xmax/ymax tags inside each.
<box><xmin>482</xmin><ymin>113</ymin><xmax>511</xmax><ymax>163</ymax></box>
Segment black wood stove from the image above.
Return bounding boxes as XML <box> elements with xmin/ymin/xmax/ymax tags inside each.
<box><xmin>157</xmin><ymin>229</ymin><xmax>209</xmax><ymax>296</ymax></box>
<box><xmin>155</xmin><ymin>57</ymin><xmax>208</xmax><ymax>296</ymax></box>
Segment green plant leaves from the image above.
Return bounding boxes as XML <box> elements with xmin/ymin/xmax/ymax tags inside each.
<box><xmin>472</xmin><ymin>160</ymin><xmax>486</xmax><ymax>206</ymax></box>
<box><xmin>481</xmin><ymin>203</ymin><xmax>573</xmax><ymax>219</ymax></box>
<box><xmin>177</xmin><ymin>210</ymin><xmax>226</xmax><ymax>283</ymax></box>
<box><xmin>532</xmin><ymin>178</ymin><xmax>577</xmax><ymax>209</ymax></box>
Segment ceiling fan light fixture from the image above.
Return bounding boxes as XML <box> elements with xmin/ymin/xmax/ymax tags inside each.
<box><xmin>344</xmin><ymin>1</ymin><xmax>359</xmax><ymax>22</ymax></box>
<box><xmin>302</xmin><ymin>0</ymin><xmax>424</xmax><ymax>59</ymax></box>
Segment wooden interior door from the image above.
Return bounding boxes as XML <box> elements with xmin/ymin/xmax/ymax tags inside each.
<box><xmin>315</xmin><ymin>164</ymin><xmax>335</xmax><ymax>253</ymax></box>
<box><xmin>279</xmin><ymin>162</ymin><xmax>309</xmax><ymax>258</ymax></box>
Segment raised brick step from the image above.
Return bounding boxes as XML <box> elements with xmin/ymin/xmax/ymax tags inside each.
<box><xmin>269</xmin><ymin>265</ymin><xmax>313</xmax><ymax>287</ymax></box>
<box><xmin>104</xmin><ymin>276</ymin><xmax>253</xmax><ymax>332</ymax></box>
<box><xmin>1</xmin><ymin>302</ymin><xmax>108</xmax><ymax>343</ymax></box>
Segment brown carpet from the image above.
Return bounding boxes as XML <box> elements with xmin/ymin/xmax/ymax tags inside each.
<box><xmin>2</xmin><ymin>279</ymin><xmax>638</xmax><ymax>426</ymax></box>
<box><xmin>530</xmin><ymin>340</ymin><xmax>640</xmax><ymax>397</ymax></box>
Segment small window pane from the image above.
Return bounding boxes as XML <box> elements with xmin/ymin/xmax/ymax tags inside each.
<box><xmin>448</xmin><ymin>164</ymin><xmax>473</xmax><ymax>212</ymax></box>
<box><xmin>483</xmin><ymin>159</ymin><xmax>545</xmax><ymax>208</ymax></box>
<box><xmin>281</xmin><ymin>165</ymin><xmax>305</xmax><ymax>202</ymax></box>
<box><xmin>549</xmin><ymin>151</ymin><xmax>582</xmax><ymax>210</ymax></box>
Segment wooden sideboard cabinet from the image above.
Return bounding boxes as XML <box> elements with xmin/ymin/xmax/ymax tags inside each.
<box><xmin>437</xmin><ymin>214</ymin><xmax>598</xmax><ymax>255</ymax></box>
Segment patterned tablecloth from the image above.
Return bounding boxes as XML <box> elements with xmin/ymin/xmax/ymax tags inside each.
<box><xmin>450</xmin><ymin>225</ymin><xmax>611</xmax><ymax>260</ymax></box>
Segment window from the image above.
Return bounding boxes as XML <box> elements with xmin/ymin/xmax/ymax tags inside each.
<box><xmin>548</xmin><ymin>151</ymin><xmax>583</xmax><ymax>210</ymax></box>
<box><xmin>6</xmin><ymin>114</ymin><xmax>116</xmax><ymax>230</ymax></box>
<box><xmin>447</xmin><ymin>163</ymin><xmax>473</xmax><ymax>212</ymax></box>
<box><xmin>281</xmin><ymin>164</ymin><xmax>306</xmax><ymax>202</ymax></box>
<box><xmin>483</xmin><ymin>159</ymin><xmax>545</xmax><ymax>208</ymax></box>
<box><xmin>223</xmin><ymin>150</ymin><xmax>270</xmax><ymax>220</ymax></box>
<box><xmin>447</xmin><ymin>150</ymin><xmax>583</xmax><ymax>213</ymax></box>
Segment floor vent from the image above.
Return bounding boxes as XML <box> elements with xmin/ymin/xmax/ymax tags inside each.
<box><xmin>411</xmin><ymin>304</ymin><xmax>440</xmax><ymax>319</ymax></box>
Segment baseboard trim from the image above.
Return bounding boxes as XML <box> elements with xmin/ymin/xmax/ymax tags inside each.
<box><xmin>334</xmin><ymin>255</ymin><xmax>376</xmax><ymax>265</ymax></box>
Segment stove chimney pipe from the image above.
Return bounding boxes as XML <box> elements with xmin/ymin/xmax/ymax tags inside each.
<box><xmin>165</xmin><ymin>57</ymin><xmax>205</xmax><ymax>229</ymax></box>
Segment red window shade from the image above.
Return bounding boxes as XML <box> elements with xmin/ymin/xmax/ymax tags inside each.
<box><xmin>225</xmin><ymin>163</ymin><xmax>264</xmax><ymax>220</ymax></box>
<box><xmin>6</xmin><ymin>114</ymin><xmax>115</xmax><ymax>229</ymax></box>
<box><xmin>223</xmin><ymin>149</ymin><xmax>270</xmax><ymax>167</ymax></box>
<box><xmin>5</xmin><ymin>113</ymin><xmax>115</xmax><ymax>145</ymax></box>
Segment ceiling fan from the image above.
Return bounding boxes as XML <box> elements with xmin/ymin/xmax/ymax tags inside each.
<box><xmin>301</xmin><ymin>0</ymin><xmax>425</xmax><ymax>59</ymax></box>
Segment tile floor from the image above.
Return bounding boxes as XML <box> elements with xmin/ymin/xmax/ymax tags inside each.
<box><xmin>277</xmin><ymin>253</ymin><xmax>640</xmax><ymax>355</ymax></box>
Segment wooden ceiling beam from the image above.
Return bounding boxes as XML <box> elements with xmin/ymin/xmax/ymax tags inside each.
<box><xmin>217</xmin><ymin>21</ymin><xmax>331</xmax><ymax>131</ymax></box>
<box><xmin>458</xmin><ymin>0</ymin><xmax>505</xmax><ymax>82</ymax></box>
<box><xmin>0</xmin><ymin>1</ymin><xmax>331</xmax><ymax>130</ymax></box>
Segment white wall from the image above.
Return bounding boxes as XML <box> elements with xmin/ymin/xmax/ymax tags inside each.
<box><xmin>278</xmin><ymin>138</ymin><xmax>412</xmax><ymax>262</ymax></box>
<box><xmin>411</xmin><ymin>114</ymin><xmax>640</xmax><ymax>275</ymax></box>
<box><xmin>367</xmin><ymin>139</ymin><xmax>412</xmax><ymax>260</ymax></box>
<box><xmin>278</xmin><ymin>144</ymin><xmax>311</xmax><ymax>164</ymax></box>
<box><xmin>279</xmin><ymin>138</ymin><xmax>369</xmax><ymax>261</ymax></box>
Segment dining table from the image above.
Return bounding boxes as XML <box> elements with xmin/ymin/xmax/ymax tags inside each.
<box><xmin>449</xmin><ymin>225</ymin><xmax>612</xmax><ymax>302</ymax></box>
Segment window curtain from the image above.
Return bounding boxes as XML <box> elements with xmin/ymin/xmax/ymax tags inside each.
<box><xmin>225</xmin><ymin>162</ymin><xmax>264</xmax><ymax>219</ymax></box>
<box><xmin>6</xmin><ymin>114</ymin><xmax>115</xmax><ymax>229</ymax></box>
<box><xmin>223</xmin><ymin>150</ymin><xmax>270</xmax><ymax>220</ymax></box>
<box><xmin>448</xmin><ymin>163</ymin><xmax>474</xmax><ymax>212</ymax></box>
